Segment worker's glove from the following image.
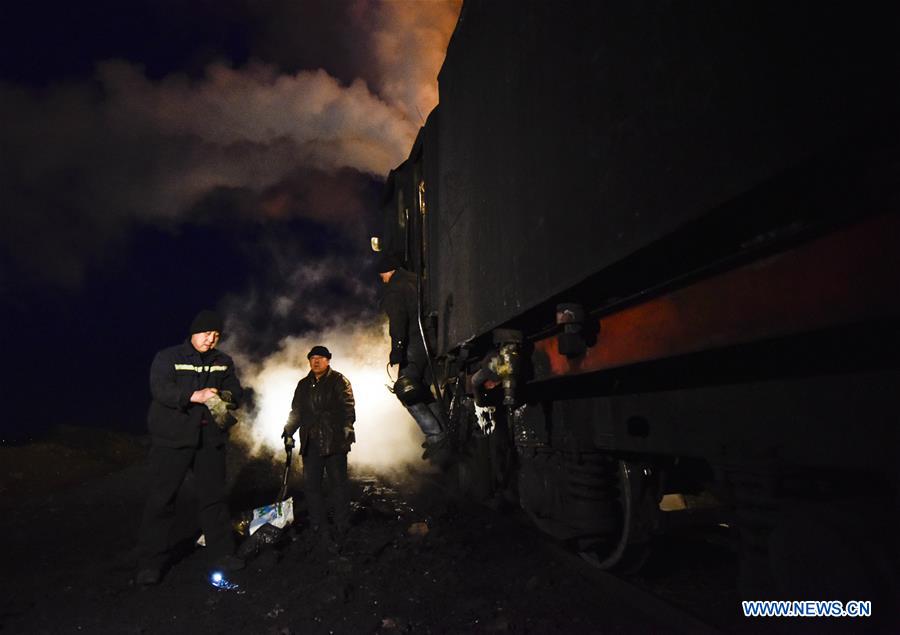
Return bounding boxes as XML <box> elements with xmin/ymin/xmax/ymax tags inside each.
<box><xmin>281</xmin><ymin>428</ymin><xmax>295</xmax><ymax>450</ymax></box>
<box><xmin>344</xmin><ymin>426</ymin><xmax>356</xmax><ymax>445</ymax></box>
<box><xmin>219</xmin><ymin>390</ymin><xmax>237</xmax><ymax>409</ymax></box>
<box><xmin>389</xmin><ymin>340</ymin><xmax>406</xmax><ymax>365</ymax></box>
<box><xmin>206</xmin><ymin>394</ymin><xmax>235</xmax><ymax>430</ymax></box>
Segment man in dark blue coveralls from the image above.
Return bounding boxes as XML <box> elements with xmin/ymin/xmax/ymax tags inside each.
<box><xmin>135</xmin><ymin>309</ymin><xmax>245</xmax><ymax>586</ymax></box>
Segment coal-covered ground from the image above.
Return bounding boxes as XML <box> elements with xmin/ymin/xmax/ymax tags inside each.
<box><xmin>5</xmin><ymin>425</ymin><xmax>853</xmax><ymax>634</ymax></box>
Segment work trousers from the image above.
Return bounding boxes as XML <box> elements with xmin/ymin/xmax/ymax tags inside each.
<box><xmin>399</xmin><ymin>337</ymin><xmax>431</xmax><ymax>388</ymax></box>
<box><xmin>302</xmin><ymin>437</ymin><xmax>350</xmax><ymax>531</ymax></box>
<box><xmin>137</xmin><ymin>425</ymin><xmax>234</xmax><ymax>569</ymax></box>
<box><xmin>399</xmin><ymin>341</ymin><xmax>446</xmax><ymax>439</ymax></box>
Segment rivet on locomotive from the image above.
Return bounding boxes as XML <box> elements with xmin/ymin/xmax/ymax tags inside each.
<box><xmin>374</xmin><ymin>0</ymin><xmax>900</xmax><ymax>605</ymax></box>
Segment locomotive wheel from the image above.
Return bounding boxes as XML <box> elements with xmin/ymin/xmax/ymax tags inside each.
<box><xmin>576</xmin><ymin>460</ymin><xmax>655</xmax><ymax>573</ymax></box>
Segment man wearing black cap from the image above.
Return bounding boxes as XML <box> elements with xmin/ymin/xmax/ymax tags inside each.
<box><xmin>376</xmin><ymin>253</ymin><xmax>449</xmax><ymax>462</ymax></box>
<box><xmin>135</xmin><ymin>309</ymin><xmax>245</xmax><ymax>586</ymax></box>
<box><xmin>282</xmin><ymin>346</ymin><xmax>356</xmax><ymax>547</ymax></box>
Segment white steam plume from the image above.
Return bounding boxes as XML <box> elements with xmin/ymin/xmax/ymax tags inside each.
<box><xmin>100</xmin><ymin>60</ymin><xmax>417</xmax><ymax>183</ymax></box>
<box><xmin>229</xmin><ymin>320</ymin><xmax>429</xmax><ymax>474</ymax></box>
<box><xmin>351</xmin><ymin>0</ymin><xmax>462</xmax><ymax>124</ymax></box>
<box><xmin>1</xmin><ymin>2</ymin><xmax>463</xmax><ymax>287</ymax></box>
<box><xmin>2</xmin><ymin>59</ymin><xmax>417</xmax><ymax>230</ymax></box>
<box><xmin>0</xmin><ymin>60</ymin><xmax>415</xmax><ymax>285</ymax></box>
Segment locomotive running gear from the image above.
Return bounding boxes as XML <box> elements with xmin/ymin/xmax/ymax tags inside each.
<box><xmin>189</xmin><ymin>309</ymin><xmax>223</xmax><ymax>334</ymax></box>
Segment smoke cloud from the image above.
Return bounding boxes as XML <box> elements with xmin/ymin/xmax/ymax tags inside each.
<box><xmin>1</xmin><ymin>0</ymin><xmax>462</xmax><ymax>287</ymax></box>
<box><xmin>100</xmin><ymin>60</ymin><xmax>416</xmax><ymax>180</ymax></box>
<box><xmin>0</xmin><ymin>61</ymin><xmax>410</xmax><ymax>286</ymax></box>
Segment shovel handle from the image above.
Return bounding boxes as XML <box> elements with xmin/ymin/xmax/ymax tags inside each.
<box><xmin>276</xmin><ymin>447</ymin><xmax>293</xmax><ymax>503</ymax></box>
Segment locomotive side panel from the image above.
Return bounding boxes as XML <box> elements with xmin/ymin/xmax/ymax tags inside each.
<box><xmin>431</xmin><ymin>1</ymin><xmax>900</xmax><ymax>353</ymax></box>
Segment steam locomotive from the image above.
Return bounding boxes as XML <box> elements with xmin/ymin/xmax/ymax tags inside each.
<box><xmin>374</xmin><ymin>1</ymin><xmax>900</xmax><ymax>603</ymax></box>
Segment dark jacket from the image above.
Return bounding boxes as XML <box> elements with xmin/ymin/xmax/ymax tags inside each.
<box><xmin>147</xmin><ymin>341</ymin><xmax>244</xmax><ymax>448</ymax></box>
<box><xmin>380</xmin><ymin>268</ymin><xmax>424</xmax><ymax>356</ymax></box>
<box><xmin>285</xmin><ymin>368</ymin><xmax>356</xmax><ymax>456</ymax></box>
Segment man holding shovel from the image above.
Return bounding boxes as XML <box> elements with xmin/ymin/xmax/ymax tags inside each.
<box><xmin>282</xmin><ymin>346</ymin><xmax>356</xmax><ymax>549</ymax></box>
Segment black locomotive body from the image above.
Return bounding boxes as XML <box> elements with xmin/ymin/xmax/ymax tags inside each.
<box><xmin>377</xmin><ymin>1</ymin><xmax>900</xmax><ymax>603</ymax></box>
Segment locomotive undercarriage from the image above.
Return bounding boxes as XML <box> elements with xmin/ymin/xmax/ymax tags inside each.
<box><xmin>422</xmin><ymin>215</ymin><xmax>900</xmax><ymax>598</ymax></box>
<box><xmin>444</xmin><ymin>361</ymin><xmax>900</xmax><ymax>598</ymax></box>
<box><xmin>450</xmin><ymin>398</ymin><xmax>710</xmax><ymax>574</ymax></box>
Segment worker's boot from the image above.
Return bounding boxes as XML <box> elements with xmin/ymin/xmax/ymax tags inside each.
<box><xmin>422</xmin><ymin>434</ymin><xmax>454</xmax><ymax>468</ymax></box>
<box><xmin>425</xmin><ymin>401</ymin><xmax>454</xmax><ymax>466</ymax></box>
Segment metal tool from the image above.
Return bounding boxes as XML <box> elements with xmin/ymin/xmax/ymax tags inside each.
<box><xmin>277</xmin><ymin>437</ymin><xmax>294</xmax><ymax>503</ymax></box>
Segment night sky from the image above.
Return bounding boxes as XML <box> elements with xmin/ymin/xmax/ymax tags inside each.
<box><xmin>0</xmin><ymin>0</ymin><xmax>461</xmax><ymax>441</ymax></box>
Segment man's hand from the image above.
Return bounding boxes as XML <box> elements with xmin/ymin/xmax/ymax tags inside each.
<box><xmin>344</xmin><ymin>426</ymin><xmax>356</xmax><ymax>444</ymax></box>
<box><xmin>281</xmin><ymin>427</ymin><xmax>295</xmax><ymax>449</ymax></box>
<box><xmin>191</xmin><ymin>387</ymin><xmax>219</xmax><ymax>404</ymax></box>
<box><xmin>389</xmin><ymin>340</ymin><xmax>406</xmax><ymax>366</ymax></box>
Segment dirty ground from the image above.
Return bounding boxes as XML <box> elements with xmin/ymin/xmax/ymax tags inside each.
<box><xmin>1</xmin><ymin>426</ymin><xmax>699</xmax><ymax>634</ymax></box>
